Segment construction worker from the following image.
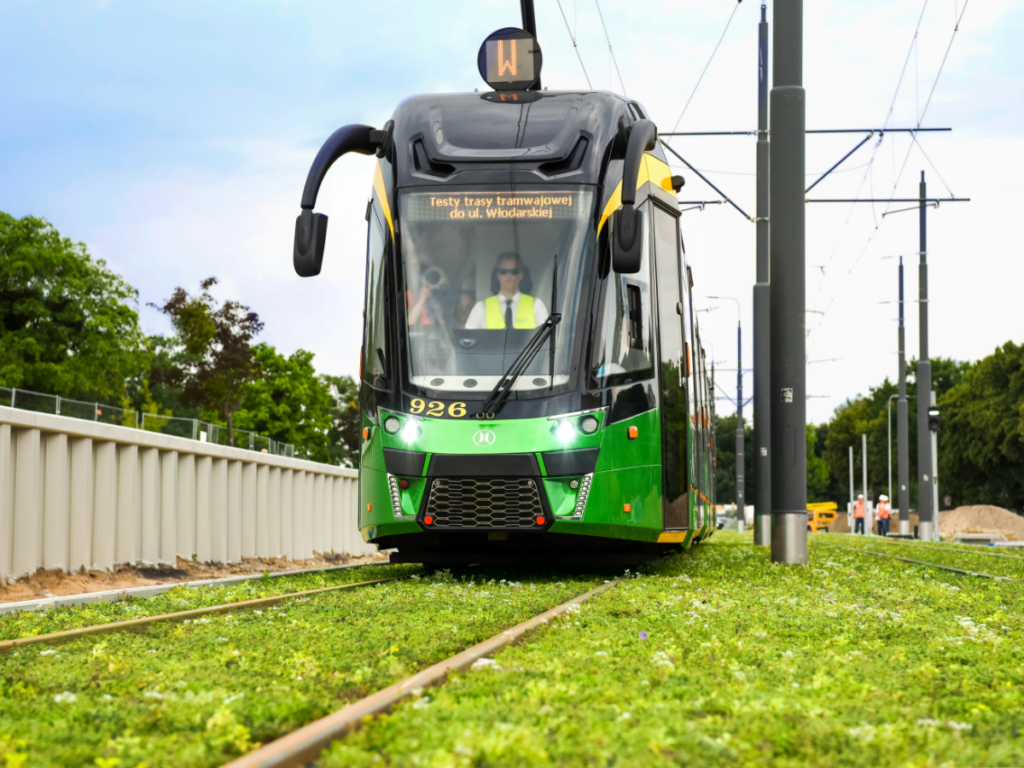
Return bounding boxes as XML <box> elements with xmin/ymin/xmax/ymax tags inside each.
<box><xmin>876</xmin><ymin>494</ymin><xmax>891</xmax><ymax>537</ymax></box>
<box><xmin>465</xmin><ymin>252</ymin><xmax>549</xmax><ymax>330</ymax></box>
<box><xmin>854</xmin><ymin>493</ymin><xmax>867</xmax><ymax>535</ymax></box>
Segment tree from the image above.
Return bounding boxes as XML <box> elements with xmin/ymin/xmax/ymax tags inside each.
<box><xmin>150</xmin><ymin>277</ymin><xmax>263</xmax><ymax>445</ymax></box>
<box><xmin>323</xmin><ymin>374</ymin><xmax>361</xmax><ymax>468</ymax></box>
<box><xmin>806</xmin><ymin>424</ymin><xmax>831</xmax><ymax>502</ymax></box>
<box><xmin>233</xmin><ymin>344</ymin><xmax>334</xmax><ymax>462</ymax></box>
<box><xmin>0</xmin><ymin>212</ymin><xmax>147</xmax><ymax>399</ymax></box>
<box><xmin>823</xmin><ymin>357</ymin><xmax>971</xmax><ymax>506</ymax></box>
<box><xmin>938</xmin><ymin>342</ymin><xmax>1024</xmax><ymax>512</ymax></box>
<box><xmin>714</xmin><ymin>414</ymin><xmax>753</xmax><ymax>508</ymax></box>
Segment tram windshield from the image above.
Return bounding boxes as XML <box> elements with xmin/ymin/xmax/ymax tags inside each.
<box><xmin>399</xmin><ymin>185</ymin><xmax>596</xmax><ymax>396</ymax></box>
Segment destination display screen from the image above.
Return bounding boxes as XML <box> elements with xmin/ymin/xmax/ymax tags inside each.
<box><xmin>477</xmin><ymin>28</ymin><xmax>542</xmax><ymax>91</ymax></box>
<box><xmin>403</xmin><ymin>191</ymin><xmax>585</xmax><ymax>222</ymax></box>
<box><xmin>485</xmin><ymin>38</ymin><xmax>536</xmax><ymax>85</ymax></box>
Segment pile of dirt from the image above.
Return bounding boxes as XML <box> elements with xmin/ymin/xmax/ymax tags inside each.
<box><xmin>939</xmin><ymin>505</ymin><xmax>1024</xmax><ymax>541</ymax></box>
<box><xmin>0</xmin><ymin>551</ymin><xmax>390</xmax><ymax>604</ymax></box>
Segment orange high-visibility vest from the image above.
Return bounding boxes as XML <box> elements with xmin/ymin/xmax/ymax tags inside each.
<box><xmin>854</xmin><ymin>500</ymin><xmax>866</xmax><ymax>519</ymax></box>
<box><xmin>877</xmin><ymin>501</ymin><xmax>891</xmax><ymax>520</ymax></box>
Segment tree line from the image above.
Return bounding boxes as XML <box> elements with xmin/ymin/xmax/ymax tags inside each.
<box><xmin>0</xmin><ymin>212</ymin><xmax>360</xmax><ymax>466</ymax></box>
<box><xmin>716</xmin><ymin>344</ymin><xmax>1024</xmax><ymax>514</ymax></box>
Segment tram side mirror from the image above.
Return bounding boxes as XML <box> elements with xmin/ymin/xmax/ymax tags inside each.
<box><xmin>294</xmin><ymin>209</ymin><xmax>328</xmax><ymax>277</ymax></box>
<box><xmin>611</xmin><ymin>205</ymin><xmax>643</xmax><ymax>274</ymax></box>
<box><xmin>612</xmin><ymin>118</ymin><xmax>657</xmax><ymax>274</ymax></box>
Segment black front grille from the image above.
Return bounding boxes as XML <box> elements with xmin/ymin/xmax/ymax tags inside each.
<box><xmin>424</xmin><ymin>477</ymin><xmax>544</xmax><ymax>529</ymax></box>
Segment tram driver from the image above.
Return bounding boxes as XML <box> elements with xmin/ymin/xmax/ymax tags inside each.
<box><xmin>464</xmin><ymin>252</ymin><xmax>549</xmax><ymax>330</ymax></box>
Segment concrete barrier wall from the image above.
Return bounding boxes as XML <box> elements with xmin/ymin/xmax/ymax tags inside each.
<box><xmin>0</xmin><ymin>407</ymin><xmax>374</xmax><ymax>581</ymax></box>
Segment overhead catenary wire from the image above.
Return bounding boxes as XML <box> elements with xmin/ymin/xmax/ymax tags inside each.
<box><xmin>556</xmin><ymin>0</ymin><xmax>592</xmax><ymax>89</ymax></box>
<box><xmin>666</xmin><ymin>0</ymin><xmax>742</xmax><ymax>141</ymax></box>
<box><xmin>807</xmin><ymin>1</ymin><xmax>968</xmax><ymax>344</ymax></box>
<box><xmin>882</xmin><ymin>0</ymin><xmax>970</xmax><ymax>215</ymax></box>
<box><xmin>594</xmin><ymin>0</ymin><xmax>626</xmax><ymax>96</ymax></box>
<box><xmin>805</xmin><ymin>0</ymin><xmax>931</xmax><ymax>321</ymax></box>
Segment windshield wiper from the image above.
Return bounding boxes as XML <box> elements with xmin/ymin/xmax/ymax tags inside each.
<box><xmin>479</xmin><ymin>254</ymin><xmax>561</xmax><ymax>418</ymax></box>
<box><xmin>479</xmin><ymin>312</ymin><xmax>562</xmax><ymax>418</ymax></box>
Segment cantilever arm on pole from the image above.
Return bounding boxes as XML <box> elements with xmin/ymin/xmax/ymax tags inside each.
<box><xmin>659</xmin><ymin>139</ymin><xmax>752</xmax><ymax>221</ymax></box>
<box><xmin>805</xmin><ymin>131</ymin><xmax>875</xmax><ymax>193</ymax></box>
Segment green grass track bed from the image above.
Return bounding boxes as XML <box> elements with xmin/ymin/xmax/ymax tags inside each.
<box><xmin>323</xmin><ymin>533</ymin><xmax>1024</xmax><ymax>768</ymax></box>
<box><xmin>0</xmin><ymin>564</ymin><xmax>418</xmax><ymax>642</ymax></box>
<box><xmin>831</xmin><ymin>536</ymin><xmax>1024</xmax><ymax>580</ymax></box>
<box><xmin>0</xmin><ymin>570</ymin><xmax>602</xmax><ymax>767</ymax></box>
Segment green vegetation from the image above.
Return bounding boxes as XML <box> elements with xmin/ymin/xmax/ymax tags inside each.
<box><xmin>715</xmin><ymin>418</ymin><xmax>830</xmax><ymax>504</ymax></box>
<box><xmin>938</xmin><ymin>342</ymin><xmax>1024</xmax><ymax>512</ymax></box>
<box><xmin>0</xmin><ymin>570</ymin><xmax>601</xmax><ymax>767</ymax></box>
<box><xmin>323</xmin><ymin>533</ymin><xmax>1024</xmax><ymax>767</ymax></box>
<box><xmin>0</xmin><ymin>212</ymin><xmax>361</xmax><ymax>464</ymax></box>
<box><xmin>0</xmin><ymin>212</ymin><xmax>147</xmax><ymax>401</ymax></box>
<box><xmin>836</xmin><ymin>536</ymin><xmax>1024</xmax><ymax>581</ymax></box>
<box><xmin>0</xmin><ymin>564</ymin><xmax>416</xmax><ymax>643</ymax></box>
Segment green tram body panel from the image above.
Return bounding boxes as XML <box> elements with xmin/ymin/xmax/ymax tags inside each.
<box><xmin>333</xmin><ymin>91</ymin><xmax>718</xmax><ymax>561</ymax></box>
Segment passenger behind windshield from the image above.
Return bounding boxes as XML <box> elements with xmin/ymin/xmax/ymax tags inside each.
<box><xmin>464</xmin><ymin>252</ymin><xmax>549</xmax><ymax>330</ymax></box>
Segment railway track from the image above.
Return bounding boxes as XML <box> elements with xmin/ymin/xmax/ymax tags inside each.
<box><xmin>0</xmin><ymin>565</ymin><xmax>613</xmax><ymax>767</ymax></box>
<box><xmin>222</xmin><ymin>578</ymin><xmax>621</xmax><ymax>768</ymax></box>
<box><xmin>867</xmin><ymin>536</ymin><xmax>1024</xmax><ymax>561</ymax></box>
<box><xmin>821</xmin><ymin>540</ymin><xmax>1017</xmax><ymax>581</ymax></box>
<box><xmin>0</xmin><ymin>574</ymin><xmax>407</xmax><ymax>653</ymax></box>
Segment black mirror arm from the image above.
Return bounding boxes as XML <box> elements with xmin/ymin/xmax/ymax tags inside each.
<box><xmin>293</xmin><ymin>122</ymin><xmax>392</xmax><ymax>278</ymax></box>
<box><xmin>300</xmin><ymin>124</ymin><xmax>380</xmax><ymax>210</ymax></box>
<box><xmin>619</xmin><ymin>119</ymin><xmax>657</xmax><ymax>208</ymax></box>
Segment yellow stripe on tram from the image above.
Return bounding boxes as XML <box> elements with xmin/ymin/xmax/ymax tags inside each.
<box><xmin>373</xmin><ymin>162</ymin><xmax>394</xmax><ymax>237</ymax></box>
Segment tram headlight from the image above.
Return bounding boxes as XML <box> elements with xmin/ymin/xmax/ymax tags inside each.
<box><xmin>555</xmin><ymin>420</ymin><xmax>576</xmax><ymax>444</ymax></box>
<box><xmin>384</xmin><ymin>417</ymin><xmax>401</xmax><ymax>435</ymax></box>
<box><xmin>579</xmin><ymin>415</ymin><xmax>599</xmax><ymax>435</ymax></box>
<box><xmin>400</xmin><ymin>421</ymin><xmax>422</xmax><ymax>442</ymax></box>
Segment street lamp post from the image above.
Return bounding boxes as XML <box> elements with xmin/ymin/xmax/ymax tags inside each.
<box><xmin>709</xmin><ymin>296</ymin><xmax>744</xmax><ymax>532</ymax></box>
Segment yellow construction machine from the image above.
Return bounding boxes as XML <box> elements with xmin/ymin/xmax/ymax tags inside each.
<box><xmin>807</xmin><ymin>502</ymin><xmax>838</xmax><ymax>533</ymax></box>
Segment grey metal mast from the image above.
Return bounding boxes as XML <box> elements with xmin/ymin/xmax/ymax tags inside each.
<box><xmin>916</xmin><ymin>171</ymin><xmax>933</xmax><ymax>540</ymax></box>
<box><xmin>862</xmin><ymin>433</ymin><xmax>869</xmax><ymax>532</ymax></box>
<box><xmin>736</xmin><ymin>318</ymin><xmax>744</xmax><ymax>532</ymax></box>
<box><xmin>753</xmin><ymin>2</ymin><xmax>771</xmax><ymax>546</ymax></box>
<box><xmin>897</xmin><ymin>257</ymin><xmax>911</xmax><ymax>534</ymax></box>
<box><xmin>769</xmin><ymin>0</ymin><xmax>807</xmax><ymax>563</ymax></box>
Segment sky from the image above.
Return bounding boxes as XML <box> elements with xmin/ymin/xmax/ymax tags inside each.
<box><xmin>1</xmin><ymin>0</ymin><xmax>1021</xmax><ymax>424</ymax></box>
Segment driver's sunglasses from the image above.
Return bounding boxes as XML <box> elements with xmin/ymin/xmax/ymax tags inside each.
<box><xmin>496</xmin><ymin>268</ymin><xmax>520</xmax><ymax>276</ymax></box>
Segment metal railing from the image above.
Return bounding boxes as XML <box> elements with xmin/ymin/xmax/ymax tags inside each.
<box><xmin>3</xmin><ymin>387</ymin><xmax>294</xmax><ymax>458</ymax></box>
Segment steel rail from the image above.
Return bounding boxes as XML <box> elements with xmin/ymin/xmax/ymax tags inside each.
<box><xmin>0</xmin><ymin>560</ymin><xmax>383</xmax><ymax>616</ymax></box>
<box><xmin>0</xmin><ymin>576</ymin><xmax>407</xmax><ymax>653</ymax></box>
<box><xmin>222</xmin><ymin>578</ymin><xmax>622</xmax><ymax>768</ymax></box>
<box><xmin>823</xmin><ymin>543</ymin><xmax>1014</xmax><ymax>581</ymax></box>
<box><xmin>871</xmin><ymin>537</ymin><xmax>1024</xmax><ymax>561</ymax></box>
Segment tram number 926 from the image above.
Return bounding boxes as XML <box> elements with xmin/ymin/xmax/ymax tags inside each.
<box><xmin>410</xmin><ymin>399</ymin><xmax>467</xmax><ymax>418</ymax></box>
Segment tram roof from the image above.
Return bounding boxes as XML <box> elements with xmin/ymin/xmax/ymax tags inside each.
<box><xmin>390</xmin><ymin>90</ymin><xmax>653</xmax><ymax>187</ymax></box>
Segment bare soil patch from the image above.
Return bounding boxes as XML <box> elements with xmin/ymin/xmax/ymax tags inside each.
<box><xmin>0</xmin><ymin>551</ymin><xmax>389</xmax><ymax>604</ymax></box>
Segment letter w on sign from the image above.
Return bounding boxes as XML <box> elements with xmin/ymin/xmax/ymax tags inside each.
<box><xmin>498</xmin><ymin>40</ymin><xmax>517</xmax><ymax>76</ymax></box>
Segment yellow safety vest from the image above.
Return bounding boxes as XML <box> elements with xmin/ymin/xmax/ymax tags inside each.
<box><xmin>484</xmin><ymin>294</ymin><xmax>536</xmax><ymax>329</ymax></box>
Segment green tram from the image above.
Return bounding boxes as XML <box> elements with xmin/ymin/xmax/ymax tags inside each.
<box><xmin>292</xmin><ymin>27</ymin><xmax>716</xmax><ymax>565</ymax></box>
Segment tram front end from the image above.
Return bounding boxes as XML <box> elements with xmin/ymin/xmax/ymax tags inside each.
<box><xmin>292</xmin><ymin>33</ymin><xmax>716</xmax><ymax>565</ymax></box>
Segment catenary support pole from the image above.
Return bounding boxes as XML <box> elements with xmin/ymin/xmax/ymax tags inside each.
<box><xmin>736</xmin><ymin>319</ymin><xmax>745</xmax><ymax>532</ymax></box>
<box><xmin>931</xmin><ymin>389</ymin><xmax>939</xmax><ymax>540</ymax></box>
<box><xmin>917</xmin><ymin>171</ymin><xmax>933</xmax><ymax>541</ymax></box>
<box><xmin>897</xmin><ymin>257</ymin><xmax>911</xmax><ymax>535</ymax></box>
<box><xmin>848</xmin><ymin>445</ymin><xmax>854</xmax><ymax>528</ymax></box>
<box><xmin>753</xmin><ymin>2</ymin><xmax>771</xmax><ymax>546</ymax></box>
<box><xmin>862</xmin><ymin>433</ymin><xmax>869</xmax><ymax>533</ymax></box>
<box><xmin>769</xmin><ymin>0</ymin><xmax>807</xmax><ymax>563</ymax></box>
